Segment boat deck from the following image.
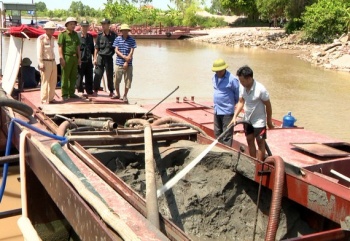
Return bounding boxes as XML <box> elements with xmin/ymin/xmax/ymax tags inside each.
<box><xmin>143</xmin><ymin>98</ymin><xmax>346</xmax><ymax>168</ymax></box>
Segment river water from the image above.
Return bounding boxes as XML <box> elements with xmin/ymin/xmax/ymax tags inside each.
<box><xmin>4</xmin><ymin>37</ymin><xmax>348</xmax><ymax>141</ymax></box>
<box><xmin>1</xmin><ymin>35</ymin><xmax>350</xmax><ymax>239</ymax></box>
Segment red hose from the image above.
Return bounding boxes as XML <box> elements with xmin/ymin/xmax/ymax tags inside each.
<box><xmin>264</xmin><ymin>156</ymin><xmax>285</xmax><ymax>241</ymax></box>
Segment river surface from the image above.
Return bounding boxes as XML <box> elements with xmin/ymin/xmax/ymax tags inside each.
<box><xmin>1</xmin><ymin>35</ymin><xmax>350</xmax><ymax>239</ymax></box>
<box><xmin>3</xmin><ymin>36</ymin><xmax>349</xmax><ymax>141</ymax></box>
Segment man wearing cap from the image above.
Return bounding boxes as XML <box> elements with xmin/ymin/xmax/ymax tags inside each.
<box><xmin>18</xmin><ymin>58</ymin><xmax>40</xmax><ymax>89</ymax></box>
<box><xmin>58</xmin><ymin>17</ymin><xmax>81</xmax><ymax>100</ymax></box>
<box><xmin>211</xmin><ymin>58</ymin><xmax>239</xmax><ymax>147</ymax></box>
<box><xmin>93</xmin><ymin>18</ymin><xmax>116</xmax><ymax>97</ymax></box>
<box><xmin>76</xmin><ymin>20</ymin><xmax>94</xmax><ymax>96</ymax></box>
<box><xmin>112</xmin><ymin>23</ymin><xmax>137</xmax><ymax>102</ymax></box>
<box><xmin>37</xmin><ymin>21</ymin><xmax>57</xmax><ymax>104</ymax></box>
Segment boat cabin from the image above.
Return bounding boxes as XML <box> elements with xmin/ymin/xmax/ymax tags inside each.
<box><xmin>1</xmin><ymin>2</ymin><xmax>36</xmax><ymax>28</ymax></box>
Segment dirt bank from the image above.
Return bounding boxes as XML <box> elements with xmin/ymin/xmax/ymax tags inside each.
<box><xmin>90</xmin><ymin>140</ymin><xmax>314</xmax><ymax>240</ymax></box>
<box><xmin>190</xmin><ymin>27</ymin><xmax>350</xmax><ymax>72</ymax></box>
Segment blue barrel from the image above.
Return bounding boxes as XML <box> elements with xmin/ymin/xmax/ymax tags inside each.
<box><xmin>282</xmin><ymin>112</ymin><xmax>296</xmax><ymax>127</ymax></box>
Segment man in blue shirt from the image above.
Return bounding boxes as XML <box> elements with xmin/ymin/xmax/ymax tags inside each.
<box><xmin>112</xmin><ymin>23</ymin><xmax>137</xmax><ymax>103</ymax></box>
<box><xmin>212</xmin><ymin>58</ymin><xmax>239</xmax><ymax>146</ymax></box>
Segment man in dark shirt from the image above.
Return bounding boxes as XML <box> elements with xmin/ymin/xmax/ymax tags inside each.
<box><xmin>76</xmin><ymin>20</ymin><xmax>94</xmax><ymax>96</ymax></box>
<box><xmin>93</xmin><ymin>18</ymin><xmax>116</xmax><ymax>97</ymax></box>
<box><xmin>18</xmin><ymin>57</ymin><xmax>40</xmax><ymax>90</ymax></box>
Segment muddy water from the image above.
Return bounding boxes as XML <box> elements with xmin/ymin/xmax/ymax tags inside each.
<box><xmin>2</xmin><ymin>37</ymin><xmax>350</xmax><ymax>141</ymax></box>
<box><xmin>0</xmin><ymin>166</ymin><xmax>21</xmax><ymax>240</ymax></box>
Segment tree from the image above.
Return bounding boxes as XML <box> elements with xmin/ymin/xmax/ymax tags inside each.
<box><xmin>256</xmin><ymin>0</ymin><xmax>287</xmax><ymax>20</ymax></box>
<box><xmin>35</xmin><ymin>1</ymin><xmax>47</xmax><ymax>12</ymax></box>
<box><xmin>301</xmin><ymin>0</ymin><xmax>349</xmax><ymax>43</ymax></box>
<box><xmin>220</xmin><ymin>0</ymin><xmax>259</xmax><ymax>20</ymax></box>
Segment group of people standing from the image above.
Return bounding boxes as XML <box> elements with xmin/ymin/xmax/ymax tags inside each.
<box><xmin>211</xmin><ymin>59</ymin><xmax>274</xmax><ymax>161</ymax></box>
<box><xmin>36</xmin><ymin>17</ymin><xmax>136</xmax><ymax>104</ymax></box>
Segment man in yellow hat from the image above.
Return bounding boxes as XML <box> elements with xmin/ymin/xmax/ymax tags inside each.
<box><xmin>211</xmin><ymin>58</ymin><xmax>239</xmax><ymax>147</ymax></box>
<box><xmin>58</xmin><ymin>17</ymin><xmax>81</xmax><ymax>100</ymax></box>
<box><xmin>112</xmin><ymin>23</ymin><xmax>137</xmax><ymax>103</ymax></box>
<box><xmin>92</xmin><ymin>18</ymin><xmax>116</xmax><ymax>97</ymax></box>
<box><xmin>37</xmin><ymin>21</ymin><xmax>57</xmax><ymax>104</ymax></box>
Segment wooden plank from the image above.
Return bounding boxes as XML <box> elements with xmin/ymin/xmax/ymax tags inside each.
<box><xmin>291</xmin><ymin>143</ymin><xmax>349</xmax><ymax>157</ymax></box>
<box><xmin>41</xmin><ymin>103</ymin><xmax>148</xmax><ymax>115</ymax></box>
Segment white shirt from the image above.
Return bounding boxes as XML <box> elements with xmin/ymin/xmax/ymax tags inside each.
<box><xmin>240</xmin><ymin>80</ymin><xmax>269</xmax><ymax>128</ymax></box>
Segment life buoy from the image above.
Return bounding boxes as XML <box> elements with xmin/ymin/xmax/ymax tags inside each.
<box><xmin>137</xmin><ymin>29</ymin><xmax>142</xmax><ymax>34</ymax></box>
<box><xmin>166</xmin><ymin>32</ymin><xmax>171</xmax><ymax>38</ymax></box>
<box><xmin>131</xmin><ymin>29</ymin><xmax>135</xmax><ymax>34</ymax></box>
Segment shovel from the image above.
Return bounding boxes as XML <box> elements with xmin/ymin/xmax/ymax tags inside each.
<box><xmin>157</xmin><ymin>121</ymin><xmax>246</xmax><ymax>198</ymax></box>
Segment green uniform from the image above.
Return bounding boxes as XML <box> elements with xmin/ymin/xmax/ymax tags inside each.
<box><xmin>58</xmin><ymin>30</ymin><xmax>80</xmax><ymax>98</ymax></box>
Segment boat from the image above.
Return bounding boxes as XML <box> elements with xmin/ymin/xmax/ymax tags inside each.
<box><xmin>1</xmin><ymin>35</ymin><xmax>350</xmax><ymax>240</ymax></box>
<box><xmin>4</xmin><ymin>24</ymin><xmax>208</xmax><ymax>40</ymax></box>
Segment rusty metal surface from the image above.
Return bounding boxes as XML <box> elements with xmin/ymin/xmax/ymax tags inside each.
<box><xmin>285</xmin><ymin>228</ymin><xmax>350</xmax><ymax>241</ymax></box>
<box><xmin>69</xmin><ymin>142</ymin><xmax>191</xmax><ymax>241</ymax></box>
<box><xmin>25</xmin><ymin>135</ymin><xmax>122</xmax><ymax>240</ymax></box>
<box><xmin>291</xmin><ymin>143</ymin><xmax>350</xmax><ymax>157</ymax></box>
<box><xmin>68</xmin><ymin>128</ymin><xmax>198</xmax><ymax>146</ymax></box>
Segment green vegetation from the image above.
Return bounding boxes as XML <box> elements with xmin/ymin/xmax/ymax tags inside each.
<box><xmin>33</xmin><ymin>0</ymin><xmax>226</xmax><ymax>28</ymax></box>
<box><xmin>31</xmin><ymin>0</ymin><xmax>350</xmax><ymax>43</ymax></box>
<box><xmin>301</xmin><ymin>0</ymin><xmax>349</xmax><ymax>43</ymax></box>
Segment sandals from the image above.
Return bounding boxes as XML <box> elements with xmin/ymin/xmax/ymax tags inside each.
<box><xmin>111</xmin><ymin>95</ymin><xmax>120</xmax><ymax>99</ymax></box>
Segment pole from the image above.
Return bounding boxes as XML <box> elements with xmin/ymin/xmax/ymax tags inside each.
<box><xmin>143</xmin><ymin>86</ymin><xmax>179</xmax><ymax>118</ymax></box>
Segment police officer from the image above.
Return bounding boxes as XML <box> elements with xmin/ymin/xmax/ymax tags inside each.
<box><xmin>37</xmin><ymin>21</ymin><xmax>57</xmax><ymax>104</ymax></box>
<box><xmin>93</xmin><ymin>18</ymin><xmax>116</xmax><ymax>97</ymax></box>
<box><xmin>77</xmin><ymin>20</ymin><xmax>94</xmax><ymax>96</ymax></box>
<box><xmin>58</xmin><ymin>17</ymin><xmax>81</xmax><ymax>100</ymax></box>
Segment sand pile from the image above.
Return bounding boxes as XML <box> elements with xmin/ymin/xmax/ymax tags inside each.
<box><xmin>90</xmin><ymin>140</ymin><xmax>314</xmax><ymax>240</ymax></box>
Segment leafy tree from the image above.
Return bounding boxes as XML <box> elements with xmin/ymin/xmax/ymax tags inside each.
<box><xmin>35</xmin><ymin>1</ymin><xmax>47</xmax><ymax>12</ymax></box>
<box><xmin>256</xmin><ymin>0</ymin><xmax>287</xmax><ymax>20</ymax></box>
<box><xmin>301</xmin><ymin>0</ymin><xmax>349</xmax><ymax>43</ymax></box>
<box><xmin>220</xmin><ymin>0</ymin><xmax>259</xmax><ymax>20</ymax></box>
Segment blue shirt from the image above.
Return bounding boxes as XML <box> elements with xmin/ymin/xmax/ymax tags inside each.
<box><xmin>112</xmin><ymin>35</ymin><xmax>137</xmax><ymax>66</ymax></box>
<box><xmin>212</xmin><ymin>70</ymin><xmax>239</xmax><ymax>115</ymax></box>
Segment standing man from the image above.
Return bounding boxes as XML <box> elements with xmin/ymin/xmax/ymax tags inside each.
<box><xmin>76</xmin><ymin>20</ymin><xmax>94</xmax><ymax>96</ymax></box>
<box><xmin>211</xmin><ymin>58</ymin><xmax>239</xmax><ymax>147</ymax></box>
<box><xmin>93</xmin><ymin>18</ymin><xmax>116</xmax><ymax>97</ymax></box>
<box><xmin>37</xmin><ymin>21</ymin><xmax>57</xmax><ymax>104</ymax></box>
<box><xmin>112</xmin><ymin>23</ymin><xmax>137</xmax><ymax>102</ymax></box>
<box><xmin>58</xmin><ymin>17</ymin><xmax>81</xmax><ymax>100</ymax></box>
<box><xmin>231</xmin><ymin>65</ymin><xmax>274</xmax><ymax>161</ymax></box>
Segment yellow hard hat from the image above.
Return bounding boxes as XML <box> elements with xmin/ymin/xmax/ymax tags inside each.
<box><xmin>120</xmin><ymin>24</ymin><xmax>131</xmax><ymax>31</ymax></box>
<box><xmin>212</xmin><ymin>58</ymin><xmax>228</xmax><ymax>72</ymax></box>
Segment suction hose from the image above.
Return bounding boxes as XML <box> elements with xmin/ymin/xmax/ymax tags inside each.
<box><xmin>0</xmin><ymin>118</ymin><xmax>67</xmax><ymax>203</ymax></box>
<box><xmin>264</xmin><ymin>156</ymin><xmax>285</xmax><ymax>241</ymax></box>
<box><xmin>144</xmin><ymin>124</ymin><xmax>160</xmax><ymax>228</ymax></box>
<box><xmin>57</xmin><ymin>119</ymin><xmax>118</xmax><ymax>136</ymax></box>
<box><xmin>0</xmin><ymin>86</ymin><xmax>33</xmax><ymax>118</ymax></box>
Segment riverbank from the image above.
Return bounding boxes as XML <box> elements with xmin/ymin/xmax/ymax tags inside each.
<box><xmin>190</xmin><ymin>27</ymin><xmax>350</xmax><ymax>72</ymax></box>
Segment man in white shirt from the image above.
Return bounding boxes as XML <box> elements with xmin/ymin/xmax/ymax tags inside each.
<box><xmin>231</xmin><ymin>65</ymin><xmax>274</xmax><ymax>161</ymax></box>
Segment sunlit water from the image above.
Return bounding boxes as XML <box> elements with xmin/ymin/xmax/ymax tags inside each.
<box><xmin>2</xmin><ymin>36</ymin><xmax>350</xmax><ymax>141</ymax></box>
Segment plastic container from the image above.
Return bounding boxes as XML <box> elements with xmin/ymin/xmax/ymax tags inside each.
<box><xmin>282</xmin><ymin>111</ymin><xmax>296</xmax><ymax>127</ymax></box>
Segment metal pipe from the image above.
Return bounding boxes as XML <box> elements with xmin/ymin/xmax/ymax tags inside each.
<box><xmin>264</xmin><ymin>156</ymin><xmax>285</xmax><ymax>241</ymax></box>
<box><xmin>144</xmin><ymin>124</ymin><xmax>160</xmax><ymax>228</ymax></box>
<box><xmin>57</xmin><ymin>119</ymin><xmax>117</xmax><ymax>136</ymax></box>
<box><xmin>0</xmin><ymin>154</ymin><xmax>19</xmax><ymax>165</ymax></box>
<box><xmin>330</xmin><ymin>169</ymin><xmax>350</xmax><ymax>183</ymax></box>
